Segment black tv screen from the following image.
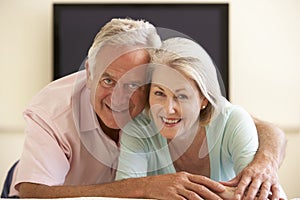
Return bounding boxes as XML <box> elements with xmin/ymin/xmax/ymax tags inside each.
<box><xmin>53</xmin><ymin>3</ymin><xmax>229</xmax><ymax>98</ymax></box>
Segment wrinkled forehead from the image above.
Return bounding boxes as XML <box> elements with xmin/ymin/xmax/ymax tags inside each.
<box><xmin>151</xmin><ymin>64</ymin><xmax>196</xmax><ymax>93</ymax></box>
<box><xmin>105</xmin><ymin>64</ymin><xmax>150</xmax><ymax>84</ymax></box>
<box><xmin>97</xmin><ymin>45</ymin><xmax>147</xmax><ymax>65</ymax></box>
<box><xmin>93</xmin><ymin>45</ymin><xmax>150</xmax><ymax>79</ymax></box>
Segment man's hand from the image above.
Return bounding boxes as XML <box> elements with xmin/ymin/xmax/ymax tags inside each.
<box><xmin>222</xmin><ymin>157</ymin><xmax>281</xmax><ymax>200</ymax></box>
<box><xmin>221</xmin><ymin>117</ymin><xmax>287</xmax><ymax>200</ymax></box>
<box><xmin>217</xmin><ymin>186</ymin><xmax>236</xmax><ymax>200</ymax></box>
<box><xmin>144</xmin><ymin>172</ymin><xmax>226</xmax><ymax>200</ymax></box>
<box><xmin>18</xmin><ymin>172</ymin><xmax>225</xmax><ymax>199</ymax></box>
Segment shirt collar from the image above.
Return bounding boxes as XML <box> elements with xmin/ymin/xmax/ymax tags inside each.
<box><xmin>79</xmin><ymin>87</ymin><xmax>99</xmax><ymax>132</ymax></box>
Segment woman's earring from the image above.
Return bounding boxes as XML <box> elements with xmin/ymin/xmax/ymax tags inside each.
<box><xmin>202</xmin><ymin>105</ymin><xmax>206</xmax><ymax>110</ymax></box>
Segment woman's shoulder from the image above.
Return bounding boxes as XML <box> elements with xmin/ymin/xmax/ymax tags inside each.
<box><xmin>206</xmin><ymin>99</ymin><xmax>253</xmax><ymax>136</ymax></box>
<box><xmin>216</xmin><ymin>99</ymin><xmax>251</xmax><ymax>121</ymax></box>
<box><xmin>210</xmin><ymin>99</ymin><xmax>256</xmax><ymax>139</ymax></box>
<box><xmin>122</xmin><ymin>111</ymin><xmax>160</xmax><ymax>139</ymax></box>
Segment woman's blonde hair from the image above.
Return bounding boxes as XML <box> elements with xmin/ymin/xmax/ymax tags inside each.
<box><xmin>150</xmin><ymin>37</ymin><xmax>224</xmax><ymax>125</ymax></box>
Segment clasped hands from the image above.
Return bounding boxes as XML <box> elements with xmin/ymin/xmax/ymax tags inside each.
<box><xmin>144</xmin><ymin>170</ymin><xmax>282</xmax><ymax>200</ymax></box>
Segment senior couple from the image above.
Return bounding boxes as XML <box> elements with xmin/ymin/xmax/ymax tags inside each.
<box><xmin>7</xmin><ymin>18</ymin><xmax>286</xmax><ymax>199</ymax></box>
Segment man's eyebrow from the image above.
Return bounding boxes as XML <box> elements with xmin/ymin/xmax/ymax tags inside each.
<box><xmin>98</xmin><ymin>72</ymin><xmax>114</xmax><ymax>84</ymax></box>
<box><xmin>101</xmin><ymin>72</ymin><xmax>113</xmax><ymax>78</ymax></box>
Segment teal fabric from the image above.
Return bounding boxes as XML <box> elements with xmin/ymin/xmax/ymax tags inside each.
<box><xmin>116</xmin><ymin>98</ymin><xmax>258</xmax><ymax>182</ymax></box>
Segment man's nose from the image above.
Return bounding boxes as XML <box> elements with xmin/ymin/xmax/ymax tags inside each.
<box><xmin>111</xmin><ymin>84</ymin><xmax>131</xmax><ymax>107</ymax></box>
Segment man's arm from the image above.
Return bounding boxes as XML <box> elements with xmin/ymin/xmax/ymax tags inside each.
<box><xmin>224</xmin><ymin>117</ymin><xmax>287</xmax><ymax>200</ymax></box>
<box><xmin>18</xmin><ymin>172</ymin><xmax>226</xmax><ymax>200</ymax></box>
<box><xmin>253</xmin><ymin>117</ymin><xmax>287</xmax><ymax>167</ymax></box>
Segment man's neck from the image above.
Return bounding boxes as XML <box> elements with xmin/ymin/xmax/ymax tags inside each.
<box><xmin>98</xmin><ymin>117</ymin><xmax>120</xmax><ymax>145</ymax></box>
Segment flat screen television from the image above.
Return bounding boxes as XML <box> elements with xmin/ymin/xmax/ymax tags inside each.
<box><xmin>53</xmin><ymin>3</ymin><xmax>229</xmax><ymax>98</ymax></box>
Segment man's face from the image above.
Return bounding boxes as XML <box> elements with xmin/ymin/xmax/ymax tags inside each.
<box><xmin>88</xmin><ymin>48</ymin><xmax>150</xmax><ymax>130</ymax></box>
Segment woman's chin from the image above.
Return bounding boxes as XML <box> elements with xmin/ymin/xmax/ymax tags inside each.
<box><xmin>160</xmin><ymin>133</ymin><xmax>175</xmax><ymax>140</ymax></box>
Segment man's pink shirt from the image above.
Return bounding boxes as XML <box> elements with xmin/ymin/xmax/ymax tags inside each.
<box><xmin>10</xmin><ymin>71</ymin><xmax>119</xmax><ymax>196</ymax></box>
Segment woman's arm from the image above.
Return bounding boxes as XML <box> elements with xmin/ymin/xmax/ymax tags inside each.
<box><xmin>225</xmin><ymin>107</ymin><xmax>259</xmax><ymax>175</ymax></box>
<box><xmin>115</xmin><ymin>132</ymin><xmax>148</xmax><ymax>180</ymax></box>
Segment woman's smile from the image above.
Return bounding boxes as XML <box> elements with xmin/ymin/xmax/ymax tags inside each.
<box><xmin>161</xmin><ymin>117</ymin><xmax>182</xmax><ymax>126</ymax></box>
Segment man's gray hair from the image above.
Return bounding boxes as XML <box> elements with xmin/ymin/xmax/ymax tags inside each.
<box><xmin>87</xmin><ymin>18</ymin><xmax>161</xmax><ymax>77</ymax></box>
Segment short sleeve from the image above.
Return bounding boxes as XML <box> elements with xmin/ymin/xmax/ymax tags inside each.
<box><xmin>223</xmin><ymin>106</ymin><xmax>259</xmax><ymax>174</ymax></box>
<box><xmin>14</xmin><ymin>109</ymin><xmax>70</xmax><ymax>190</ymax></box>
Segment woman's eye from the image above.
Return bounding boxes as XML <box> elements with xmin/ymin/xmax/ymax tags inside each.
<box><xmin>154</xmin><ymin>91</ymin><xmax>164</xmax><ymax>96</ymax></box>
<box><xmin>177</xmin><ymin>94</ymin><xmax>188</xmax><ymax>100</ymax></box>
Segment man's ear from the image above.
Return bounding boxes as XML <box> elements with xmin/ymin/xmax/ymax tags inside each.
<box><xmin>85</xmin><ymin>60</ymin><xmax>92</xmax><ymax>89</ymax></box>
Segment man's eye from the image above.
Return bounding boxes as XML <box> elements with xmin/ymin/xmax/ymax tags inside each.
<box><xmin>128</xmin><ymin>83</ymin><xmax>140</xmax><ymax>89</ymax></box>
<box><xmin>101</xmin><ymin>78</ymin><xmax>115</xmax><ymax>87</ymax></box>
<box><xmin>104</xmin><ymin>79</ymin><xmax>112</xmax><ymax>84</ymax></box>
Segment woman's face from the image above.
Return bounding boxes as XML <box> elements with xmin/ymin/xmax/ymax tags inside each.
<box><xmin>149</xmin><ymin>66</ymin><xmax>206</xmax><ymax>139</ymax></box>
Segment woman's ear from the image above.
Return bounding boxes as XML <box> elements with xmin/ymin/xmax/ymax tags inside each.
<box><xmin>201</xmin><ymin>98</ymin><xmax>209</xmax><ymax>110</ymax></box>
<box><xmin>85</xmin><ymin>60</ymin><xmax>92</xmax><ymax>89</ymax></box>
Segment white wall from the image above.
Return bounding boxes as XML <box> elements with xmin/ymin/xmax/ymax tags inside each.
<box><xmin>229</xmin><ymin>0</ymin><xmax>300</xmax><ymax>130</ymax></box>
<box><xmin>0</xmin><ymin>0</ymin><xmax>299</xmax><ymax>198</ymax></box>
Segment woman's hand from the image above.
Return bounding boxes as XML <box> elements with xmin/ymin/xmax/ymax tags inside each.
<box><xmin>143</xmin><ymin>171</ymin><xmax>226</xmax><ymax>200</ymax></box>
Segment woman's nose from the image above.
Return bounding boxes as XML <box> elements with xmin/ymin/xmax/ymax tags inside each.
<box><xmin>166</xmin><ymin>98</ymin><xmax>177</xmax><ymax>114</ymax></box>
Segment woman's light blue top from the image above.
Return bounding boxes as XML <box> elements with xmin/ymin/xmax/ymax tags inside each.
<box><xmin>116</xmin><ymin>98</ymin><xmax>258</xmax><ymax>181</ymax></box>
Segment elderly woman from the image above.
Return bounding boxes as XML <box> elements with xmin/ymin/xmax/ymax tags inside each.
<box><xmin>116</xmin><ymin>37</ymin><xmax>286</xmax><ymax>200</ymax></box>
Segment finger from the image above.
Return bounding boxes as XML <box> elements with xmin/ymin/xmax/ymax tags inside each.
<box><xmin>188</xmin><ymin>174</ymin><xmax>225</xmax><ymax>193</ymax></box>
<box><xmin>178</xmin><ymin>189</ymin><xmax>204</xmax><ymax>200</ymax></box>
<box><xmin>270</xmin><ymin>183</ymin><xmax>281</xmax><ymax>200</ymax></box>
<box><xmin>244</xmin><ymin>178</ymin><xmax>261</xmax><ymax>200</ymax></box>
<box><xmin>217</xmin><ymin>186</ymin><xmax>236</xmax><ymax>200</ymax></box>
<box><xmin>170</xmin><ymin>193</ymin><xmax>189</xmax><ymax>200</ymax></box>
<box><xmin>257</xmin><ymin>182</ymin><xmax>271</xmax><ymax>200</ymax></box>
<box><xmin>185</xmin><ymin>183</ymin><xmax>222</xmax><ymax>200</ymax></box>
<box><xmin>221</xmin><ymin>175</ymin><xmax>240</xmax><ymax>187</ymax></box>
<box><xmin>234</xmin><ymin>175</ymin><xmax>252</xmax><ymax>199</ymax></box>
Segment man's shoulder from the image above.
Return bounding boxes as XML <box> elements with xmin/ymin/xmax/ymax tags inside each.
<box><xmin>25</xmin><ymin>71</ymin><xmax>86</xmax><ymax>120</ymax></box>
